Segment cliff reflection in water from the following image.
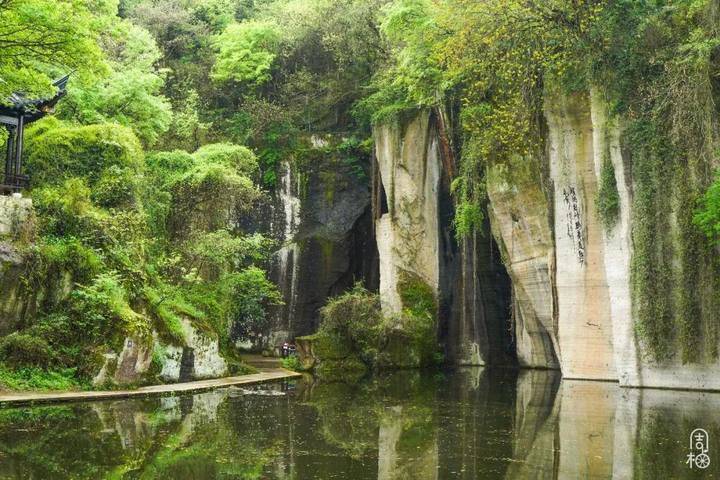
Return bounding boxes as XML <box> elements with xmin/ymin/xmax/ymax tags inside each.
<box><xmin>0</xmin><ymin>369</ymin><xmax>718</xmax><ymax>479</ymax></box>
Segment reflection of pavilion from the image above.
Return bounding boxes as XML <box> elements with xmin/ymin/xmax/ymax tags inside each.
<box><xmin>0</xmin><ymin>74</ymin><xmax>69</xmax><ymax>193</ymax></box>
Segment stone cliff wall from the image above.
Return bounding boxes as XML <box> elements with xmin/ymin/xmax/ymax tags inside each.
<box><xmin>487</xmin><ymin>155</ymin><xmax>558</xmax><ymax>369</ymax></box>
<box><xmin>546</xmin><ymin>92</ymin><xmax>616</xmax><ymax>380</ymax></box>
<box><xmin>267</xmin><ymin>139</ymin><xmax>378</xmax><ymax>346</ymax></box>
<box><xmin>369</xmin><ymin>92</ymin><xmax>720</xmax><ymax>390</ymax></box>
<box><xmin>489</xmin><ymin>88</ymin><xmax>720</xmax><ymax>389</ymax></box>
<box><xmin>374</xmin><ymin>114</ymin><xmax>442</xmax><ymax>315</ymax></box>
<box><xmin>0</xmin><ymin>195</ymin><xmax>39</xmax><ymax>335</ymax></box>
<box><xmin>373</xmin><ymin>111</ymin><xmax>513</xmax><ymax>366</ymax></box>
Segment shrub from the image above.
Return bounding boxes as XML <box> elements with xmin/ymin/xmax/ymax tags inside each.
<box><xmin>32</xmin><ymin>178</ymin><xmax>106</xmax><ymax>238</ymax></box>
<box><xmin>319</xmin><ymin>283</ymin><xmax>382</xmax><ymax>364</ymax></box>
<box><xmin>395</xmin><ymin>271</ymin><xmax>440</xmax><ymax>367</ymax></box>
<box><xmin>0</xmin><ymin>365</ymin><xmax>84</xmax><ymax>391</ymax></box>
<box><xmin>0</xmin><ymin>334</ymin><xmax>54</xmax><ymax>368</ymax></box>
<box><xmin>91</xmin><ymin>166</ymin><xmax>141</xmax><ymax>209</ymax></box>
<box><xmin>146</xmin><ymin>150</ymin><xmax>195</xmax><ymax>182</ymax></box>
<box><xmin>281</xmin><ymin>355</ymin><xmax>302</xmax><ymax>371</ymax></box>
<box><xmin>25</xmin><ymin>121</ymin><xmax>144</xmax><ymax>187</ymax></box>
<box><xmin>212</xmin><ymin>21</ymin><xmax>281</xmax><ymax>86</ymax></box>
<box><xmin>228</xmin><ymin>267</ymin><xmax>283</xmax><ymax>341</ymax></box>
<box><xmin>397</xmin><ymin>271</ymin><xmax>437</xmax><ymax>319</ymax></box>
<box><xmin>193</xmin><ymin>143</ymin><xmax>258</xmax><ymax>176</ymax></box>
<box><xmin>69</xmin><ymin>272</ymin><xmax>149</xmax><ymax>342</ymax></box>
<box><xmin>142</xmin><ymin>285</ymin><xmax>193</xmax><ymax>345</ymax></box>
<box><xmin>169</xmin><ymin>162</ymin><xmax>259</xmax><ymax>234</ymax></box>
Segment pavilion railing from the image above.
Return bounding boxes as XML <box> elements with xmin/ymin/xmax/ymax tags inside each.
<box><xmin>0</xmin><ymin>172</ymin><xmax>29</xmax><ymax>193</ymax></box>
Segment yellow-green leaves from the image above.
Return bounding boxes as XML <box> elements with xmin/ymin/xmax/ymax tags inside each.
<box><xmin>212</xmin><ymin>21</ymin><xmax>281</xmax><ymax>86</ymax></box>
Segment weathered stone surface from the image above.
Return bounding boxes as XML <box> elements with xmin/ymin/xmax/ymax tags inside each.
<box><xmin>375</xmin><ymin>111</ymin><xmax>514</xmax><ymax>366</ymax></box>
<box><xmin>488</xmin><ymin>88</ymin><xmax>720</xmax><ymax>388</ymax></box>
<box><xmin>181</xmin><ymin>318</ymin><xmax>227</xmax><ymax>379</ymax></box>
<box><xmin>0</xmin><ymin>195</ymin><xmax>32</xmax><ymax>237</ymax></box>
<box><xmin>113</xmin><ymin>337</ymin><xmax>154</xmax><ymax>385</ymax></box>
<box><xmin>487</xmin><ymin>156</ymin><xmax>558</xmax><ymax>369</ymax></box>
<box><xmin>96</xmin><ymin>318</ymin><xmax>227</xmax><ymax>386</ymax></box>
<box><xmin>589</xmin><ymin>89</ymin><xmax>638</xmax><ymax>386</ymax></box>
<box><xmin>374</xmin><ymin>114</ymin><xmax>442</xmax><ymax>315</ymax></box>
<box><xmin>157</xmin><ymin>342</ymin><xmax>183</xmax><ymax>382</ymax></box>
<box><xmin>446</xmin><ymin>226</ymin><xmax>513</xmax><ymax>366</ymax></box>
<box><xmin>266</xmin><ymin>149</ymin><xmax>378</xmax><ymax>345</ymax></box>
<box><xmin>0</xmin><ymin>196</ymin><xmax>38</xmax><ymax>335</ymax></box>
<box><xmin>546</xmin><ymin>91</ymin><xmax>616</xmax><ymax>380</ymax></box>
<box><xmin>0</xmin><ymin>242</ymin><xmax>30</xmax><ymax>335</ymax></box>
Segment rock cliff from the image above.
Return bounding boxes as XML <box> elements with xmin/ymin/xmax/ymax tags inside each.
<box><xmin>267</xmin><ymin>138</ymin><xmax>378</xmax><ymax>346</ymax></box>
<box><xmin>372</xmin><ymin>91</ymin><xmax>720</xmax><ymax>390</ymax></box>
<box><xmin>373</xmin><ymin>111</ymin><xmax>513</xmax><ymax>366</ymax></box>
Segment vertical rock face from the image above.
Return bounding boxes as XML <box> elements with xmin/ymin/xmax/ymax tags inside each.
<box><xmin>374</xmin><ymin>114</ymin><xmax>442</xmax><ymax>315</ymax></box>
<box><xmin>546</xmin><ymin>92</ymin><xmax>616</xmax><ymax>380</ymax></box>
<box><xmin>447</xmin><ymin>227</ymin><xmax>513</xmax><ymax>365</ymax></box>
<box><xmin>373</xmin><ymin>112</ymin><xmax>513</xmax><ymax>365</ymax></box>
<box><xmin>488</xmin><ymin>87</ymin><xmax>720</xmax><ymax>389</ymax></box>
<box><xmin>0</xmin><ymin>196</ymin><xmax>37</xmax><ymax>334</ymax></box>
<box><xmin>487</xmin><ymin>156</ymin><xmax>559</xmax><ymax>369</ymax></box>
<box><xmin>488</xmin><ymin>90</ymin><xmax>628</xmax><ymax>379</ymax></box>
<box><xmin>268</xmin><ymin>140</ymin><xmax>378</xmax><ymax>344</ymax></box>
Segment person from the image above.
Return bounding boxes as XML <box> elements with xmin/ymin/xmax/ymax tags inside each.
<box><xmin>282</xmin><ymin>342</ymin><xmax>289</xmax><ymax>358</ymax></box>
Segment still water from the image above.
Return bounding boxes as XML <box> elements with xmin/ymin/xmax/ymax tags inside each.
<box><xmin>0</xmin><ymin>368</ymin><xmax>718</xmax><ymax>479</ymax></box>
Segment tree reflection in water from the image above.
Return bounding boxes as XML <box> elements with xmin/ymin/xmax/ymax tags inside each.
<box><xmin>0</xmin><ymin>369</ymin><xmax>718</xmax><ymax>479</ymax></box>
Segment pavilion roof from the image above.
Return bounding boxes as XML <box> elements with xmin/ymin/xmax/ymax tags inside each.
<box><xmin>0</xmin><ymin>74</ymin><xmax>70</xmax><ymax>122</ymax></box>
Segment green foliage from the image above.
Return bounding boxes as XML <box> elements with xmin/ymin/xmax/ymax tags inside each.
<box><xmin>0</xmin><ymin>334</ymin><xmax>54</xmax><ymax>369</ymax></box>
<box><xmin>169</xmin><ymin>160</ymin><xmax>259</xmax><ymax>235</ymax></box>
<box><xmin>397</xmin><ymin>271</ymin><xmax>436</xmax><ymax>320</ymax></box>
<box><xmin>228</xmin><ymin>267</ymin><xmax>283</xmax><ymax>341</ymax></box>
<box><xmin>212</xmin><ymin>21</ymin><xmax>281</xmax><ymax>86</ymax></box>
<box><xmin>142</xmin><ymin>285</ymin><xmax>200</xmax><ymax>345</ymax></box>
<box><xmin>453</xmin><ymin>201</ymin><xmax>484</xmax><ymax>239</ymax></box>
<box><xmin>281</xmin><ymin>354</ymin><xmax>302</xmax><ymax>371</ymax></box>
<box><xmin>0</xmin><ymin>365</ymin><xmax>83</xmax><ymax>391</ymax></box>
<box><xmin>147</xmin><ymin>150</ymin><xmax>196</xmax><ymax>179</ymax></box>
<box><xmin>357</xmin><ymin>0</ymin><xmax>445</xmax><ymax>123</ymax></box>
<box><xmin>596</xmin><ymin>157</ymin><xmax>620</xmax><ymax>230</ymax></box>
<box><xmin>695</xmin><ymin>170</ymin><xmax>720</xmax><ymax>245</ymax></box>
<box><xmin>193</xmin><ymin>143</ymin><xmax>259</xmax><ymax>176</ymax></box>
<box><xmin>0</xmin><ymin>0</ymin><xmax>104</xmax><ymax>100</ymax></box>
<box><xmin>70</xmin><ymin>272</ymin><xmax>149</xmax><ymax>340</ymax></box>
<box><xmin>311</xmin><ymin>279</ymin><xmax>441</xmax><ymax>376</ymax></box>
<box><xmin>319</xmin><ymin>283</ymin><xmax>383</xmax><ymax>365</ymax></box>
<box><xmin>25</xmin><ymin>121</ymin><xmax>144</xmax><ymax>187</ymax></box>
<box><xmin>61</xmin><ymin>21</ymin><xmax>172</xmax><ymax>146</ymax></box>
<box><xmin>629</xmin><ymin>124</ymin><xmax>676</xmax><ymax>363</ymax></box>
<box><xmin>394</xmin><ymin>271</ymin><xmax>439</xmax><ymax>367</ymax></box>
<box><xmin>25</xmin><ymin>236</ymin><xmax>103</xmax><ymax>289</ymax></box>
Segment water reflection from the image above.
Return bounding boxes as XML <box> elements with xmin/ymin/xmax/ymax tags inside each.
<box><xmin>0</xmin><ymin>369</ymin><xmax>718</xmax><ymax>479</ymax></box>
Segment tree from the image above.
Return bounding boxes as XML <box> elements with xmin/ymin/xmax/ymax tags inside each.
<box><xmin>212</xmin><ymin>20</ymin><xmax>281</xmax><ymax>86</ymax></box>
<box><xmin>60</xmin><ymin>21</ymin><xmax>172</xmax><ymax>146</ymax></box>
<box><xmin>0</xmin><ymin>0</ymin><xmax>104</xmax><ymax>100</ymax></box>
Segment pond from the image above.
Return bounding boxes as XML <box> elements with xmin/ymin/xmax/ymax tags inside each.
<box><xmin>0</xmin><ymin>368</ymin><xmax>717</xmax><ymax>479</ymax></box>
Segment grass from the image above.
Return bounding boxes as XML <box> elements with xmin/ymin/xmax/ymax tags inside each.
<box><xmin>0</xmin><ymin>364</ymin><xmax>88</xmax><ymax>391</ymax></box>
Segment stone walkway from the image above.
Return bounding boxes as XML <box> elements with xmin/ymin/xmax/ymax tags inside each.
<box><xmin>0</xmin><ymin>367</ymin><xmax>301</xmax><ymax>406</ymax></box>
